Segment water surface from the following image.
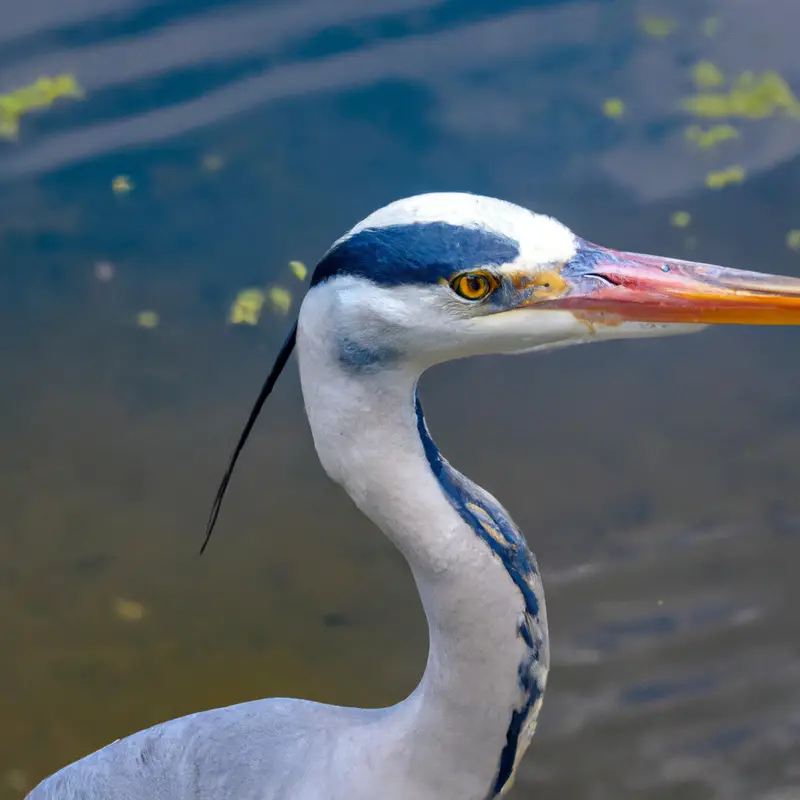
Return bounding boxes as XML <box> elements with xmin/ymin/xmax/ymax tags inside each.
<box><xmin>3</xmin><ymin>1</ymin><xmax>800</xmax><ymax>798</ymax></box>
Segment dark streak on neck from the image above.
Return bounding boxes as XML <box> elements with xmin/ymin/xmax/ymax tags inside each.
<box><xmin>413</xmin><ymin>391</ymin><xmax>547</xmax><ymax>797</ymax></box>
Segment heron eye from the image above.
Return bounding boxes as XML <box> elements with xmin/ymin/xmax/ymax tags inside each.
<box><xmin>450</xmin><ymin>271</ymin><xmax>498</xmax><ymax>301</ymax></box>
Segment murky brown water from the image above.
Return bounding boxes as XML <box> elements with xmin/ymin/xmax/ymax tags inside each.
<box><xmin>3</xmin><ymin>1</ymin><xmax>800</xmax><ymax>798</ymax></box>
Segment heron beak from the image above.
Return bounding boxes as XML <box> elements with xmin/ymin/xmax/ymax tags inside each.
<box><xmin>534</xmin><ymin>242</ymin><xmax>800</xmax><ymax>325</ymax></box>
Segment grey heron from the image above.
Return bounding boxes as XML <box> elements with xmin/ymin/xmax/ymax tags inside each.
<box><xmin>27</xmin><ymin>192</ymin><xmax>800</xmax><ymax>800</ymax></box>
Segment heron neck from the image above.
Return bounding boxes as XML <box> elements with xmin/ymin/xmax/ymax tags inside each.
<box><xmin>297</xmin><ymin>324</ymin><xmax>549</xmax><ymax>799</ymax></box>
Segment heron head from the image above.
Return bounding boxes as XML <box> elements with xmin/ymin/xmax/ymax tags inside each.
<box><xmin>301</xmin><ymin>192</ymin><xmax>800</xmax><ymax>370</ymax></box>
<box><xmin>202</xmin><ymin>192</ymin><xmax>800</xmax><ymax>551</ymax></box>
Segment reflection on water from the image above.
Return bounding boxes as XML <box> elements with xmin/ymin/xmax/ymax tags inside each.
<box><xmin>2</xmin><ymin>1</ymin><xmax>800</xmax><ymax>798</ymax></box>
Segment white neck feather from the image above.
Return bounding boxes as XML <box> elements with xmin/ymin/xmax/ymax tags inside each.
<box><xmin>297</xmin><ymin>291</ymin><xmax>549</xmax><ymax>800</ymax></box>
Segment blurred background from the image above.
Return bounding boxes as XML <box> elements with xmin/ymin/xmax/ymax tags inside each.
<box><xmin>2</xmin><ymin>0</ymin><xmax>800</xmax><ymax>797</ymax></box>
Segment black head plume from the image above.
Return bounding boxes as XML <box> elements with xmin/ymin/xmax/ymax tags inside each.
<box><xmin>200</xmin><ymin>323</ymin><xmax>298</xmax><ymax>554</ymax></box>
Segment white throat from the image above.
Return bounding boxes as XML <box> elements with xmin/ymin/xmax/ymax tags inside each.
<box><xmin>296</xmin><ymin>288</ymin><xmax>549</xmax><ymax>799</ymax></box>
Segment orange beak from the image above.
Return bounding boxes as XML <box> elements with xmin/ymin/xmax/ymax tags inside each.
<box><xmin>540</xmin><ymin>242</ymin><xmax>800</xmax><ymax>325</ymax></box>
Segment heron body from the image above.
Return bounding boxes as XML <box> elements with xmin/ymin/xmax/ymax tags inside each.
<box><xmin>27</xmin><ymin>193</ymin><xmax>800</xmax><ymax>799</ymax></box>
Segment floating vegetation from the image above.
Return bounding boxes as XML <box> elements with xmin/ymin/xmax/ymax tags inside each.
<box><xmin>692</xmin><ymin>61</ymin><xmax>725</xmax><ymax>90</ymax></box>
<box><xmin>229</xmin><ymin>273</ymin><xmax>303</xmax><ymax>325</ymax></box>
<box><xmin>0</xmin><ymin>73</ymin><xmax>83</xmax><ymax>140</ymax></box>
<box><xmin>268</xmin><ymin>286</ymin><xmax>292</xmax><ymax>315</ymax></box>
<box><xmin>201</xmin><ymin>154</ymin><xmax>224</xmax><ymax>172</ymax></box>
<box><xmin>289</xmin><ymin>260</ymin><xmax>308</xmax><ymax>281</ymax></box>
<box><xmin>112</xmin><ymin>175</ymin><xmax>134</xmax><ymax>194</ymax></box>
<box><xmin>705</xmin><ymin>166</ymin><xmax>745</xmax><ymax>189</ymax></box>
<box><xmin>702</xmin><ymin>17</ymin><xmax>719</xmax><ymax>37</ymax></box>
<box><xmin>229</xmin><ymin>288</ymin><xmax>267</xmax><ymax>325</ymax></box>
<box><xmin>684</xmin><ymin>124</ymin><xmax>740</xmax><ymax>149</ymax></box>
<box><xmin>786</xmin><ymin>230</ymin><xmax>800</xmax><ymax>252</ymax></box>
<box><xmin>602</xmin><ymin>98</ymin><xmax>625</xmax><ymax>119</ymax></box>
<box><xmin>136</xmin><ymin>310</ymin><xmax>159</xmax><ymax>328</ymax></box>
<box><xmin>683</xmin><ymin>71</ymin><xmax>800</xmax><ymax>119</ymax></box>
<box><xmin>639</xmin><ymin>17</ymin><xmax>676</xmax><ymax>38</ymax></box>
<box><xmin>670</xmin><ymin>211</ymin><xmax>691</xmax><ymax>228</ymax></box>
<box><xmin>113</xmin><ymin>598</ymin><xmax>146</xmax><ymax>622</ymax></box>
<box><xmin>680</xmin><ymin>67</ymin><xmax>797</xmax><ymax>195</ymax></box>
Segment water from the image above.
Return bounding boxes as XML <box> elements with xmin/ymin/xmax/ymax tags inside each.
<box><xmin>3</xmin><ymin>0</ymin><xmax>800</xmax><ymax>797</ymax></box>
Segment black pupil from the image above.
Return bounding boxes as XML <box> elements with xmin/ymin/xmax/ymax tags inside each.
<box><xmin>467</xmin><ymin>276</ymin><xmax>483</xmax><ymax>293</ymax></box>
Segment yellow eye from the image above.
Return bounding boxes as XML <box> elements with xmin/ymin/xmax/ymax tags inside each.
<box><xmin>449</xmin><ymin>271</ymin><xmax>498</xmax><ymax>301</ymax></box>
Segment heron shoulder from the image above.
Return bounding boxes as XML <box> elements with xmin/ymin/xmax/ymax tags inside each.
<box><xmin>26</xmin><ymin>699</ymin><xmax>385</xmax><ymax>800</ymax></box>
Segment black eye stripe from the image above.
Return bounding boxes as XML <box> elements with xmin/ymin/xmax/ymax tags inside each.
<box><xmin>310</xmin><ymin>223</ymin><xmax>519</xmax><ymax>288</ymax></box>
